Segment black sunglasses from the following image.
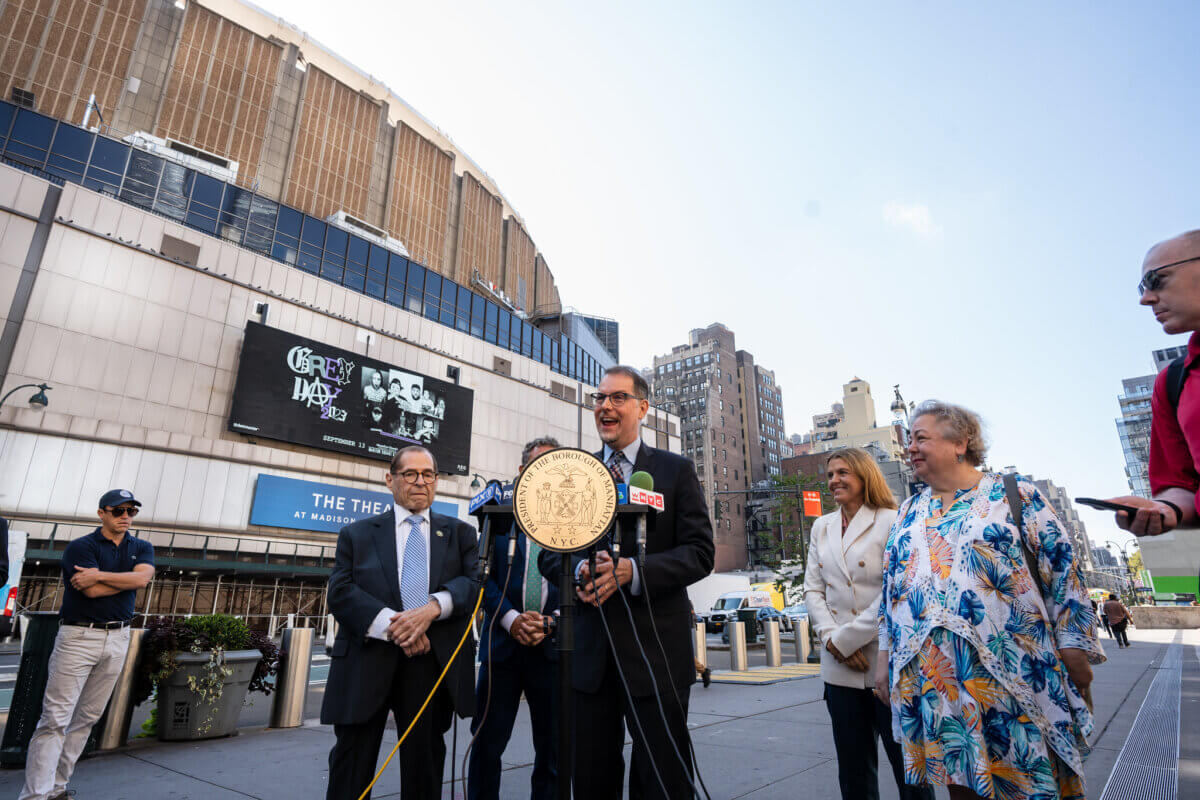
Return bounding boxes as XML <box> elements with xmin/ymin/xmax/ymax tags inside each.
<box><xmin>1139</xmin><ymin>256</ymin><xmax>1200</xmax><ymax>297</ymax></box>
<box><xmin>105</xmin><ymin>506</ymin><xmax>139</xmax><ymax>517</ymax></box>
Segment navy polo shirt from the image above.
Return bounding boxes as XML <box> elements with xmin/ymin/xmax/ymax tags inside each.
<box><xmin>59</xmin><ymin>528</ymin><xmax>155</xmax><ymax>623</ymax></box>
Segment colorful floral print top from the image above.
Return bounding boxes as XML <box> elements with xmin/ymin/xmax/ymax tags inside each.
<box><xmin>878</xmin><ymin>473</ymin><xmax>1105</xmax><ymax>776</ymax></box>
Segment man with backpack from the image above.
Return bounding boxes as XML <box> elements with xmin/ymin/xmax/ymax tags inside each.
<box><xmin>1106</xmin><ymin>230</ymin><xmax>1200</xmax><ymax>535</ymax></box>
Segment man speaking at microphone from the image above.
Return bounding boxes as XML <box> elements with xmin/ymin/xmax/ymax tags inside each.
<box><xmin>540</xmin><ymin>365</ymin><xmax>715</xmax><ymax>800</ymax></box>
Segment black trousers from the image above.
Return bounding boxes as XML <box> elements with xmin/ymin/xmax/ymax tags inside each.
<box><xmin>573</xmin><ymin>654</ymin><xmax>694</xmax><ymax>800</ymax></box>
<box><xmin>326</xmin><ymin>651</ymin><xmax>452</xmax><ymax>800</ymax></box>
<box><xmin>1111</xmin><ymin>619</ymin><xmax>1130</xmax><ymax>647</ymax></box>
<box><xmin>823</xmin><ymin>683</ymin><xmax>934</xmax><ymax>800</ymax></box>
<box><xmin>467</xmin><ymin>647</ymin><xmax>557</xmax><ymax>800</ymax></box>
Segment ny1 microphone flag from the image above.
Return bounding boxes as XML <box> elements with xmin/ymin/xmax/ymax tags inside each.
<box><xmin>802</xmin><ymin>490</ymin><xmax>823</xmax><ymax>518</ymax></box>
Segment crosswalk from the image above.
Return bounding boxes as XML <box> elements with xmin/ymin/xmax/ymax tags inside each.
<box><xmin>707</xmin><ymin>663</ymin><xmax>820</xmax><ymax>685</ymax></box>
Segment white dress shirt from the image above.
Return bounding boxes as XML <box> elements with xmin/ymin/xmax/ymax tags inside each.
<box><xmin>366</xmin><ymin>505</ymin><xmax>454</xmax><ymax>641</ymax></box>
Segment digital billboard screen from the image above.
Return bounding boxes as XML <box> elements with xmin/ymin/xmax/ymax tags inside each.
<box><xmin>228</xmin><ymin>322</ymin><xmax>474</xmax><ymax>474</ymax></box>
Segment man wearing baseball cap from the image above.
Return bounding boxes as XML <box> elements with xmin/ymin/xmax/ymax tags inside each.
<box><xmin>20</xmin><ymin>490</ymin><xmax>155</xmax><ymax>800</ymax></box>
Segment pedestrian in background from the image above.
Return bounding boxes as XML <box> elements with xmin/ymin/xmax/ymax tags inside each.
<box><xmin>804</xmin><ymin>447</ymin><xmax>932</xmax><ymax>800</ymax></box>
<box><xmin>876</xmin><ymin>401</ymin><xmax>1102</xmax><ymax>800</ymax></box>
<box><xmin>1103</xmin><ymin>593</ymin><xmax>1132</xmax><ymax>648</ymax></box>
<box><xmin>1095</xmin><ymin>598</ymin><xmax>1113</xmax><ymax>638</ymax></box>
<box><xmin>1104</xmin><ymin>229</ymin><xmax>1200</xmax><ymax>534</ymax></box>
<box><xmin>21</xmin><ymin>490</ymin><xmax>155</xmax><ymax>800</ymax></box>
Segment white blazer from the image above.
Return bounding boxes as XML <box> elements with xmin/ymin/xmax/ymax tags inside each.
<box><xmin>802</xmin><ymin>505</ymin><xmax>896</xmax><ymax>689</ymax></box>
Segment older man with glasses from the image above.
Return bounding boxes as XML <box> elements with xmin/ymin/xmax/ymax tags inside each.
<box><xmin>20</xmin><ymin>490</ymin><xmax>155</xmax><ymax>800</ymax></box>
<box><xmin>1105</xmin><ymin>230</ymin><xmax>1200</xmax><ymax>536</ymax></box>
<box><xmin>321</xmin><ymin>445</ymin><xmax>480</xmax><ymax>800</ymax></box>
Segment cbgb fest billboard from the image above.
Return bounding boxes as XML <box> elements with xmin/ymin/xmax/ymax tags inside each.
<box><xmin>228</xmin><ymin>322</ymin><xmax>474</xmax><ymax>475</ymax></box>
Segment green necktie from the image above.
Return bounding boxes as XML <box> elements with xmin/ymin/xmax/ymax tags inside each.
<box><xmin>523</xmin><ymin>538</ymin><xmax>543</xmax><ymax>612</ymax></box>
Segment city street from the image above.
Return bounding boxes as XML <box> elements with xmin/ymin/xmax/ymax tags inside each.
<box><xmin>0</xmin><ymin>628</ymin><xmax>1193</xmax><ymax>798</ymax></box>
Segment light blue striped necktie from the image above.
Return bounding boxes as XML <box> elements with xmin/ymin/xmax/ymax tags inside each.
<box><xmin>400</xmin><ymin>514</ymin><xmax>427</xmax><ymax>612</ymax></box>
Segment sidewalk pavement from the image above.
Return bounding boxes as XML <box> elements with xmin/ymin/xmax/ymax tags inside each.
<box><xmin>0</xmin><ymin>627</ymin><xmax>1193</xmax><ymax>799</ymax></box>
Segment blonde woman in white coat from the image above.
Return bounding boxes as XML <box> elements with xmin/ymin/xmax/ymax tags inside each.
<box><xmin>804</xmin><ymin>448</ymin><xmax>933</xmax><ymax>800</ymax></box>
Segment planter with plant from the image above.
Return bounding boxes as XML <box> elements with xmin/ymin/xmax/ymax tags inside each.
<box><xmin>132</xmin><ymin>614</ymin><xmax>280</xmax><ymax>741</ymax></box>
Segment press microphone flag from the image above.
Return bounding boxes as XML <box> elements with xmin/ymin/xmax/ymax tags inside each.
<box><xmin>627</xmin><ymin>470</ymin><xmax>664</xmax><ymax>511</ymax></box>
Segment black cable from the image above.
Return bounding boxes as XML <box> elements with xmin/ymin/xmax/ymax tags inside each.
<box><xmin>590</xmin><ymin>559</ymin><xmax>671</xmax><ymax>800</ymax></box>
<box><xmin>459</xmin><ymin>533</ymin><xmax>518</xmax><ymax>798</ymax></box>
<box><xmin>608</xmin><ymin>544</ymin><xmax>702</xmax><ymax>800</ymax></box>
<box><xmin>638</xmin><ymin>561</ymin><xmax>713</xmax><ymax>800</ymax></box>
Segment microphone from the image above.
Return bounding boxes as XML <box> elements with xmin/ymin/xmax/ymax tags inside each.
<box><xmin>470</xmin><ymin>480</ymin><xmax>512</xmax><ymax>581</ymax></box>
<box><xmin>629</xmin><ymin>471</ymin><xmax>655</xmax><ymax>562</ymax></box>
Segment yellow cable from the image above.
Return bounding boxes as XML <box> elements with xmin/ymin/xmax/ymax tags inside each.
<box><xmin>355</xmin><ymin>586</ymin><xmax>485</xmax><ymax>800</ymax></box>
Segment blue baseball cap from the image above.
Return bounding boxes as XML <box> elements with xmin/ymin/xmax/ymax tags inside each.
<box><xmin>98</xmin><ymin>489</ymin><xmax>141</xmax><ymax>509</ymax></box>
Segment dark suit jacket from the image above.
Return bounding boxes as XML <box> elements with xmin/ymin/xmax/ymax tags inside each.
<box><xmin>478</xmin><ymin>522</ymin><xmax>559</xmax><ymax>666</ymax></box>
<box><xmin>539</xmin><ymin>442</ymin><xmax>714</xmax><ymax>697</ymax></box>
<box><xmin>321</xmin><ymin>508</ymin><xmax>480</xmax><ymax>725</ymax></box>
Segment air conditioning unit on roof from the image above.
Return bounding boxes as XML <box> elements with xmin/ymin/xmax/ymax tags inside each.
<box><xmin>124</xmin><ymin>131</ymin><xmax>239</xmax><ymax>183</ymax></box>
<box><xmin>325</xmin><ymin>210</ymin><xmax>410</xmax><ymax>258</ymax></box>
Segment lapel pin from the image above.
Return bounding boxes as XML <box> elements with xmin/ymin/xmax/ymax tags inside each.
<box><xmin>436</xmin><ymin>529</ymin><xmax>444</xmax><ymax>537</ymax></box>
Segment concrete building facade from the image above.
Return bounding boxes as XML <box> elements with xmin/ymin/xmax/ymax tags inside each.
<box><xmin>807</xmin><ymin>378</ymin><xmax>904</xmax><ymax>460</ymax></box>
<box><xmin>0</xmin><ymin>0</ymin><xmax>564</xmax><ymax>317</ymax></box>
<box><xmin>0</xmin><ymin>161</ymin><xmax>679</xmax><ymax>624</ymax></box>
<box><xmin>648</xmin><ymin>323</ymin><xmax>785</xmax><ymax>571</ymax></box>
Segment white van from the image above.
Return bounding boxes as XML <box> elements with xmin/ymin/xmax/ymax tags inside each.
<box><xmin>705</xmin><ymin>590</ymin><xmax>772</xmax><ymax>632</ymax></box>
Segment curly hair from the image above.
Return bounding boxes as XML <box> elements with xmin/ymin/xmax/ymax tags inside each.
<box><xmin>910</xmin><ymin>399</ymin><xmax>988</xmax><ymax>467</ymax></box>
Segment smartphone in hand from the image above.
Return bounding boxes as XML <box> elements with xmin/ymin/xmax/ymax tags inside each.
<box><xmin>1074</xmin><ymin>497</ymin><xmax>1147</xmax><ymax>517</ymax></box>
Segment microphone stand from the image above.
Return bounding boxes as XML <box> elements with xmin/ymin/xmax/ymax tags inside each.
<box><xmin>557</xmin><ymin>555</ymin><xmax>575</xmax><ymax>800</ymax></box>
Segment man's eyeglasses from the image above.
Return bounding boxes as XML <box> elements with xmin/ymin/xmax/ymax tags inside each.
<box><xmin>589</xmin><ymin>391</ymin><xmax>644</xmax><ymax>408</ymax></box>
<box><xmin>1139</xmin><ymin>256</ymin><xmax>1200</xmax><ymax>297</ymax></box>
<box><xmin>105</xmin><ymin>506</ymin><xmax>139</xmax><ymax>518</ymax></box>
<box><xmin>393</xmin><ymin>469</ymin><xmax>437</xmax><ymax>485</ymax></box>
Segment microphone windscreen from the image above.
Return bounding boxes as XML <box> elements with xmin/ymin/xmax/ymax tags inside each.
<box><xmin>629</xmin><ymin>470</ymin><xmax>654</xmax><ymax>491</ymax></box>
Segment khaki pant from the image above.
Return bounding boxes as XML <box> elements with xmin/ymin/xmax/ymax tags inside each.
<box><xmin>20</xmin><ymin>625</ymin><xmax>131</xmax><ymax>800</ymax></box>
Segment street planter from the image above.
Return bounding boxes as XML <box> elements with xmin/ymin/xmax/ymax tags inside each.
<box><xmin>133</xmin><ymin>614</ymin><xmax>280</xmax><ymax>742</ymax></box>
<box><xmin>156</xmin><ymin>649</ymin><xmax>262</xmax><ymax>741</ymax></box>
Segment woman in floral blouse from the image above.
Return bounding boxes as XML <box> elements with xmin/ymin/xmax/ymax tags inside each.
<box><xmin>875</xmin><ymin>401</ymin><xmax>1104</xmax><ymax>800</ymax></box>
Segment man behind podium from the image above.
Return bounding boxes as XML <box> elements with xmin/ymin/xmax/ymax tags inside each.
<box><xmin>322</xmin><ymin>445</ymin><xmax>479</xmax><ymax>799</ymax></box>
<box><xmin>540</xmin><ymin>365</ymin><xmax>715</xmax><ymax>800</ymax></box>
<box><xmin>468</xmin><ymin>436</ymin><xmax>561</xmax><ymax>800</ymax></box>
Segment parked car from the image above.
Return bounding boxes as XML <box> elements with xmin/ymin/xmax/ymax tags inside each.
<box><xmin>781</xmin><ymin>603</ymin><xmax>808</xmax><ymax>626</ymax></box>
<box><xmin>721</xmin><ymin>606</ymin><xmax>789</xmax><ymax>642</ymax></box>
<box><xmin>706</xmin><ymin>590</ymin><xmax>773</xmax><ymax>633</ymax></box>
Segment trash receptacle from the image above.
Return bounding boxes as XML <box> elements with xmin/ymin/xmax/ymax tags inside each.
<box><xmin>737</xmin><ymin>609</ymin><xmax>758</xmax><ymax>644</ymax></box>
<box><xmin>0</xmin><ymin>613</ymin><xmax>108</xmax><ymax>765</ymax></box>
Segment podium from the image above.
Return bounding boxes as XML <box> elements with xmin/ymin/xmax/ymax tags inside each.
<box><xmin>474</xmin><ymin>500</ymin><xmax>655</xmax><ymax>800</ymax></box>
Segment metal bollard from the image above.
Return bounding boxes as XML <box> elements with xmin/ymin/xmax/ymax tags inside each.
<box><xmin>793</xmin><ymin>617</ymin><xmax>812</xmax><ymax>664</ymax></box>
<box><xmin>97</xmin><ymin>628</ymin><xmax>146</xmax><ymax>750</ymax></box>
<box><xmin>764</xmin><ymin>620</ymin><xmax>782</xmax><ymax>667</ymax></box>
<box><xmin>270</xmin><ymin>627</ymin><xmax>314</xmax><ymax>728</ymax></box>
<box><xmin>728</xmin><ymin>621</ymin><xmax>748</xmax><ymax>671</ymax></box>
<box><xmin>693</xmin><ymin>621</ymin><xmax>707</xmax><ymax>670</ymax></box>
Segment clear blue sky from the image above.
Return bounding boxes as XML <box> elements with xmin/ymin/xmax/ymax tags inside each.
<box><xmin>257</xmin><ymin>0</ymin><xmax>1199</xmax><ymax>552</ymax></box>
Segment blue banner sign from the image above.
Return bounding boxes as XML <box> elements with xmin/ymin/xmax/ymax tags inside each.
<box><xmin>250</xmin><ymin>474</ymin><xmax>458</xmax><ymax>533</ymax></box>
